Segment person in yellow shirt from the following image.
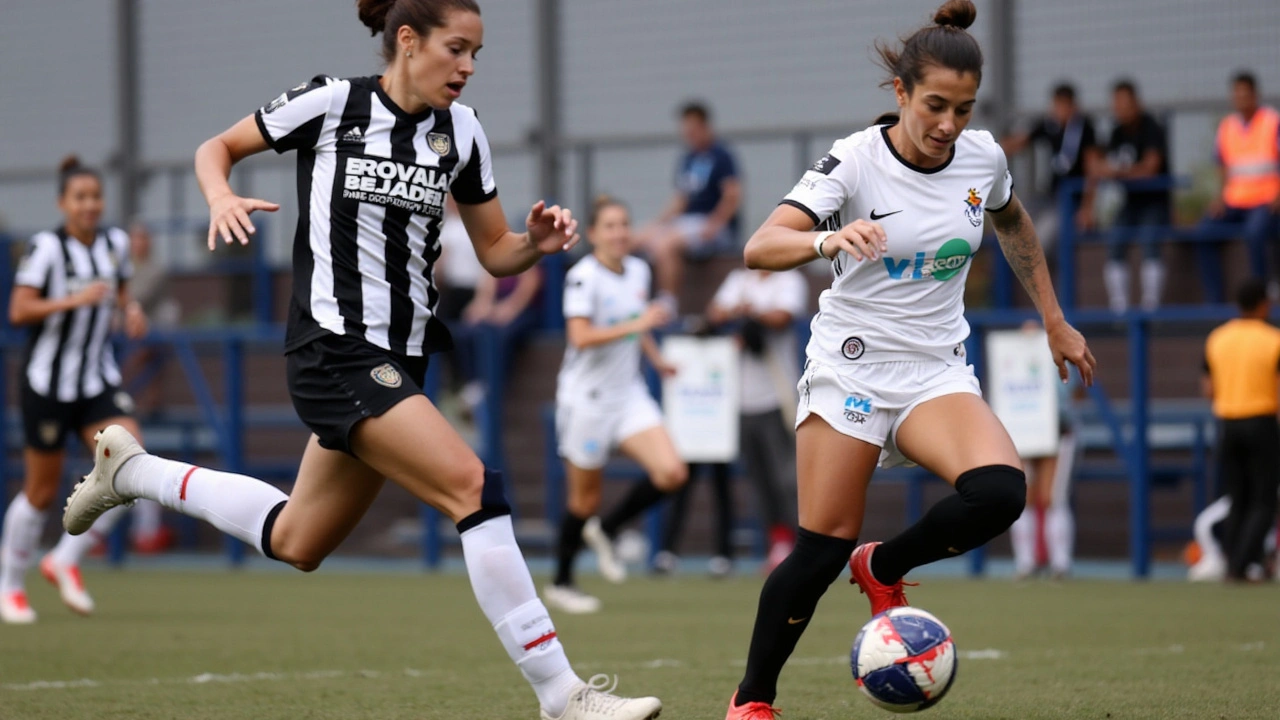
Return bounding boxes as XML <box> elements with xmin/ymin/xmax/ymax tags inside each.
<box><xmin>1198</xmin><ymin>72</ymin><xmax>1280</xmax><ymax>303</ymax></box>
<box><xmin>1203</xmin><ymin>278</ymin><xmax>1280</xmax><ymax>581</ymax></box>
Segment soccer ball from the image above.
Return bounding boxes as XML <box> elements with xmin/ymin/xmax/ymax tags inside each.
<box><xmin>850</xmin><ymin>607</ymin><xmax>957</xmax><ymax>713</ymax></box>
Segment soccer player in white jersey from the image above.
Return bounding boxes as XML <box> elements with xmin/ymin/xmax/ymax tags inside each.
<box><xmin>0</xmin><ymin>156</ymin><xmax>149</xmax><ymax>624</ymax></box>
<box><xmin>546</xmin><ymin>196</ymin><xmax>688</xmax><ymax>614</ymax></box>
<box><xmin>724</xmin><ymin>2</ymin><xmax>1096</xmax><ymax>717</ymax></box>
<box><xmin>60</xmin><ymin>3</ymin><xmax>660</xmax><ymax>718</ymax></box>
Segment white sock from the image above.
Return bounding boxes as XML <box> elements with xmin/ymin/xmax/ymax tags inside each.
<box><xmin>1104</xmin><ymin>261</ymin><xmax>1129</xmax><ymax>313</ymax></box>
<box><xmin>460</xmin><ymin>515</ymin><xmax>581</xmax><ymax>716</ymax></box>
<box><xmin>1140</xmin><ymin>259</ymin><xmax>1164</xmax><ymax>310</ymax></box>
<box><xmin>1045</xmin><ymin>504</ymin><xmax>1074</xmax><ymax>573</ymax></box>
<box><xmin>1194</xmin><ymin>496</ymin><xmax>1231</xmax><ymax>560</ymax></box>
<box><xmin>47</xmin><ymin>505</ymin><xmax>129</xmax><ymax>567</ymax></box>
<box><xmin>116</xmin><ymin>454</ymin><xmax>287</xmax><ymax>556</ymax></box>
<box><xmin>1</xmin><ymin>494</ymin><xmax>47</xmax><ymax>594</ymax></box>
<box><xmin>1010</xmin><ymin>508</ymin><xmax>1037</xmax><ymax>576</ymax></box>
<box><xmin>131</xmin><ymin>499</ymin><xmax>163</xmax><ymax>540</ymax></box>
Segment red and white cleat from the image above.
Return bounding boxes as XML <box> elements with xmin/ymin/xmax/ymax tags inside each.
<box><xmin>724</xmin><ymin>691</ymin><xmax>781</xmax><ymax>720</ymax></box>
<box><xmin>848</xmin><ymin>542</ymin><xmax>914</xmax><ymax>617</ymax></box>
<box><xmin>40</xmin><ymin>555</ymin><xmax>95</xmax><ymax>616</ymax></box>
<box><xmin>1</xmin><ymin>590</ymin><xmax>36</xmax><ymax>624</ymax></box>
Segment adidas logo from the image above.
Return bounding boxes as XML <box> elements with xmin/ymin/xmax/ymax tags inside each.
<box><xmin>342</xmin><ymin>126</ymin><xmax>364</xmax><ymax>143</ymax></box>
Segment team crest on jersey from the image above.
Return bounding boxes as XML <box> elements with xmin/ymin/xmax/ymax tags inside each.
<box><xmin>427</xmin><ymin>133</ymin><xmax>451</xmax><ymax>156</ymax></box>
<box><xmin>841</xmin><ymin>336</ymin><xmax>865</xmax><ymax>360</ymax></box>
<box><xmin>964</xmin><ymin>188</ymin><xmax>984</xmax><ymax>227</ymax></box>
<box><xmin>370</xmin><ymin>363</ymin><xmax>403</xmax><ymax>389</ymax></box>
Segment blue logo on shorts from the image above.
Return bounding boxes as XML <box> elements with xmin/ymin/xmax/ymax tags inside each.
<box><xmin>844</xmin><ymin>395</ymin><xmax>873</xmax><ymax>424</ymax></box>
<box><xmin>583</xmin><ymin>439</ymin><xmax>601</xmax><ymax>455</ymax></box>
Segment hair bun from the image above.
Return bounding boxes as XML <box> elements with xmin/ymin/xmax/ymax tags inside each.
<box><xmin>356</xmin><ymin>0</ymin><xmax>396</xmax><ymax>36</ymax></box>
<box><xmin>933</xmin><ymin>0</ymin><xmax>977</xmax><ymax>30</ymax></box>
<box><xmin>58</xmin><ymin>154</ymin><xmax>82</xmax><ymax>175</ymax></box>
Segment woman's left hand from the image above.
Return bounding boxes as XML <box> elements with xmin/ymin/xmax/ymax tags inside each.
<box><xmin>526</xmin><ymin>200</ymin><xmax>580</xmax><ymax>254</ymax></box>
<box><xmin>124</xmin><ymin>301</ymin><xmax>149</xmax><ymax>340</ymax></box>
<box><xmin>1046</xmin><ymin>318</ymin><xmax>1096</xmax><ymax>386</ymax></box>
<box><xmin>654</xmin><ymin>360</ymin><xmax>679</xmax><ymax>378</ymax></box>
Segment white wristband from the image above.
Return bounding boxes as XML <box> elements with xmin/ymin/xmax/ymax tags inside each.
<box><xmin>813</xmin><ymin>231</ymin><xmax>835</xmax><ymax>260</ymax></box>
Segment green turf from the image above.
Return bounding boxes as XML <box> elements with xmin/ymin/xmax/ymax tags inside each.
<box><xmin>1</xmin><ymin>570</ymin><xmax>1277</xmax><ymax>719</ymax></box>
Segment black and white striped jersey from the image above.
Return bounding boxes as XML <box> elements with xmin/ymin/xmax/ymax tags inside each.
<box><xmin>255</xmin><ymin>75</ymin><xmax>497</xmax><ymax>357</ymax></box>
<box><xmin>15</xmin><ymin>227</ymin><xmax>131</xmax><ymax>401</ymax></box>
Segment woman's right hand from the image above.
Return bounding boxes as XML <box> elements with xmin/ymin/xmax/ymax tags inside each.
<box><xmin>640</xmin><ymin>302</ymin><xmax>673</xmax><ymax>330</ymax></box>
<box><xmin>207</xmin><ymin>193</ymin><xmax>280</xmax><ymax>250</ymax></box>
<box><xmin>71</xmin><ymin>281</ymin><xmax>110</xmax><ymax>308</ymax></box>
<box><xmin>823</xmin><ymin>219</ymin><xmax>888</xmax><ymax>262</ymax></box>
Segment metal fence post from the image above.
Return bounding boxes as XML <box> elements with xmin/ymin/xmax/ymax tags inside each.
<box><xmin>1128</xmin><ymin>314</ymin><xmax>1151</xmax><ymax>578</ymax></box>
<box><xmin>222</xmin><ymin>336</ymin><xmax>247</xmax><ymax>565</ymax></box>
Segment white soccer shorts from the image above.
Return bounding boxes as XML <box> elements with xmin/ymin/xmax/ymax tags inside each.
<box><xmin>556</xmin><ymin>382</ymin><xmax>664</xmax><ymax>470</ymax></box>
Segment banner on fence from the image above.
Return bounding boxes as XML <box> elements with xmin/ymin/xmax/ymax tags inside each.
<box><xmin>986</xmin><ymin>329</ymin><xmax>1060</xmax><ymax>458</ymax></box>
<box><xmin>661</xmin><ymin>335</ymin><xmax>739</xmax><ymax>462</ymax></box>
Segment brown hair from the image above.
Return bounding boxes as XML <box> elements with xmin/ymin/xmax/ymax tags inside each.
<box><xmin>589</xmin><ymin>194</ymin><xmax>628</xmax><ymax>227</ymax></box>
<box><xmin>875</xmin><ymin>0</ymin><xmax>983</xmax><ymax>94</ymax></box>
<box><xmin>58</xmin><ymin>154</ymin><xmax>101</xmax><ymax>197</ymax></box>
<box><xmin>356</xmin><ymin>0</ymin><xmax>481</xmax><ymax>63</ymax></box>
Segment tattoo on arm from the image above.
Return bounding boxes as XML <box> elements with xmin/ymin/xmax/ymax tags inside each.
<box><xmin>992</xmin><ymin>194</ymin><xmax>1048</xmax><ymax>308</ymax></box>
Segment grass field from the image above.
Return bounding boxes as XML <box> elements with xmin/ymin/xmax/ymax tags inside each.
<box><xmin>1</xmin><ymin>568</ymin><xmax>1277</xmax><ymax>719</ymax></box>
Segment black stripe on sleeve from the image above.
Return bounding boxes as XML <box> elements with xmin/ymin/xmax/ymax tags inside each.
<box><xmin>451</xmin><ymin>139</ymin><xmax>497</xmax><ymax>204</ymax></box>
<box><xmin>987</xmin><ymin>181</ymin><xmax>1016</xmax><ymax>213</ymax></box>
<box><xmin>328</xmin><ymin>86</ymin><xmax>372</xmax><ymax>338</ymax></box>
<box><xmin>779</xmin><ymin>199</ymin><xmax>821</xmax><ymax>228</ymax></box>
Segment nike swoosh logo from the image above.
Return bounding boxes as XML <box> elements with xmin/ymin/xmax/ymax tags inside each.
<box><xmin>787</xmin><ymin>617</ymin><xmax>809</xmax><ymax>625</ymax></box>
<box><xmin>869</xmin><ymin>209</ymin><xmax>902</xmax><ymax>221</ymax></box>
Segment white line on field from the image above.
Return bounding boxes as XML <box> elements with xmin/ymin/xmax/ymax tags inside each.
<box><xmin>1</xmin><ymin>668</ymin><xmax>429</xmax><ymax>692</ymax></box>
<box><xmin>729</xmin><ymin>649</ymin><xmax>1007</xmax><ymax>667</ymax></box>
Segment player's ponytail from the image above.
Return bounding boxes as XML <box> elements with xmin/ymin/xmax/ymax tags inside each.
<box><xmin>57</xmin><ymin>154</ymin><xmax>101</xmax><ymax>197</ymax></box>
<box><xmin>357</xmin><ymin>0</ymin><xmax>481</xmax><ymax>63</ymax></box>
<box><xmin>874</xmin><ymin>0</ymin><xmax>983</xmax><ymax>94</ymax></box>
<box><xmin>589</xmin><ymin>194</ymin><xmax>628</xmax><ymax>228</ymax></box>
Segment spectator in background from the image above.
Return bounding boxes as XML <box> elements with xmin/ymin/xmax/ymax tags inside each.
<box><xmin>1001</xmin><ymin>82</ymin><xmax>1102</xmax><ymax>250</ymax></box>
<box><xmin>1095</xmin><ymin>79</ymin><xmax>1170</xmax><ymax>313</ymax></box>
<box><xmin>460</xmin><ymin>262</ymin><xmax>543</xmax><ymax>407</ymax></box>
<box><xmin>434</xmin><ymin>197</ymin><xmax>486</xmax><ymax>412</ymax></box>
<box><xmin>637</xmin><ymin>102</ymin><xmax>742</xmax><ymax>311</ymax></box>
<box><xmin>1203</xmin><ymin>278</ymin><xmax>1280</xmax><ymax>582</ymax></box>
<box><xmin>122</xmin><ymin>219</ymin><xmax>180</xmax><ymax>554</ymax></box>
<box><xmin>1196</xmin><ymin>71</ymin><xmax>1280</xmax><ymax>303</ymax></box>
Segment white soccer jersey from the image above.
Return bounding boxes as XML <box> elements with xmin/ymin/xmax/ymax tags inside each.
<box><xmin>782</xmin><ymin>125</ymin><xmax>1013</xmax><ymax>366</ymax></box>
<box><xmin>557</xmin><ymin>255</ymin><xmax>651</xmax><ymax>407</ymax></box>
<box><xmin>16</xmin><ymin>227</ymin><xmax>132</xmax><ymax>401</ymax></box>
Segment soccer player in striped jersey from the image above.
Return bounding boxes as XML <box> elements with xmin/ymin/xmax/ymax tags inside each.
<box><xmin>723</xmin><ymin>2</ymin><xmax>1096</xmax><ymax>717</ymax></box>
<box><xmin>0</xmin><ymin>156</ymin><xmax>149</xmax><ymax>624</ymax></box>
<box><xmin>546</xmin><ymin>196</ymin><xmax>687</xmax><ymax>615</ymax></box>
<box><xmin>61</xmin><ymin>3</ymin><xmax>660</xmax><ymax>718</ymax></box>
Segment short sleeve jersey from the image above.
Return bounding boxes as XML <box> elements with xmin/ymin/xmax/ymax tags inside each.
<box><xmin>1106</xmin><ymin>112</ymin><xmax>1170</xmax><ymax>211</ymax></box>
<box><xmin>677</xmin><ymin>142</ymin><xmax>740</xmax><ymax>232</ymax></box>
<box><xmin>1028</xmin><ymin>113</ymin><xmax>1097</xmax><ymax>192</ymax></box>
<box><xmin>254</xmin><ymin>75</ymin><xmax>497</xmax><ymax>357</ymax></box>
<box><xmin>16</xmin><ymin>227</ymin><xmax>133</xmax><ymax>401</ymax></box>
<box><xmin>556</xmin><ymin>255</ymin><xmax>651</xmax><ymax>407</ymax></box>
<box><xmin>781</xmin><ymin>124</ymin><xmax>1014</xmax><ymax>366</ymax></box>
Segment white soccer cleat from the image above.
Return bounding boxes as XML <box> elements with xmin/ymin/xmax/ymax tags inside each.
<box><xmin>1</xmin><ymin>590</ymin><xmax>37</xmax><ymax>625</ymax></box>
<box><xmin>1188</xmin><ymin>552</ymin><xmax>1227</xmax><ymax>582</ymax></box>
<box><xmin>543</xmin><ymin>584</ymin><xmax>602</xmax><ymax>615</ymax></box>
<box><xmin>63</xmin><ymin>425</ymin><xmax>145</xmax><ymax>536</ymax></box>
<box><xmin>40</xmin><ymin>556</ymin><xmax>94</xmax><ymax>616</ymax></box>
<box><xmin>582</xmin><ymin>518</ymin><xmax>627</xmax><ymax>584</ymax></box>
<box><xmin>541</xmin><ymin>675</ymin><xmax>662</xmax><ymax>720</ymax></box>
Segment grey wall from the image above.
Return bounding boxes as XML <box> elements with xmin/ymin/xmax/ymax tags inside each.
<box><xmin>2</xmin><ymin>0</ymin><xmax>1276</xmax><ymax>261</ymax></box>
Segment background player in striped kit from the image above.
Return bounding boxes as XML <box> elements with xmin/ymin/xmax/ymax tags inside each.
<box><xmin>61</xmin><ymin>3</ymin><xmax>660</xmax><ymax>719</ymax></box>
<box><xmin>547</xmin><ymin>196</ymin><xmax>688</xmax><ymax>614</ymax></box>
<box><xmin>0</xmin><ymin>156</ymin><xmax>149</xmax><ymax>624</ymax></box>
<box><xmin>724</xmin><ymin>2</ymin><xmax>1096</xmax><ymax>716</ymax></box>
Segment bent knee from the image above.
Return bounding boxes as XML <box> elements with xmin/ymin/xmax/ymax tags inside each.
<box><xmin>959</xmin><ymin>464</ymin><xmax>1026</xmax><ymax>523</ymax></box>
<box><xmin>23</xmin><ymin>487</ymin><xmax>58</xmax><ymax>512</ymax></box>
<box><xmin>652</xmin><ymin>462</ymin><xmax>688</xmax><ymax>492</ymax></box>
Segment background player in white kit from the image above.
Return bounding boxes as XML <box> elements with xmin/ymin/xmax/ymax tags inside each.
<box><xmin>547</xmin><ymin>196</ymin><xmax>688</xmax><ymax>614</ymax></box>
<box><xmin>724</xmin><ymin>2</ymin><xmax>1096</xmax><ymax>717</ymax></box>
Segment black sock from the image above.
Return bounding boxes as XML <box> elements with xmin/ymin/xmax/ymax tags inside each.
<box><xmin>736</xmin><ymin>527</ymin><xmax>856</xmax><ymax>706</ymax></box>
<box><xmin>554</xmin><ymin>512</ymin><xmax>587</xmax><ymax>587</ymax></box>
<box><xmin>871</xmin><ymin>465</ymin><xmax>1025</xmax><ymax>584</ymax></box>
<box><xmin>600</xmin><ymin>479</ymin><xmax>665</xmax><ymax>537</ymax></box>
